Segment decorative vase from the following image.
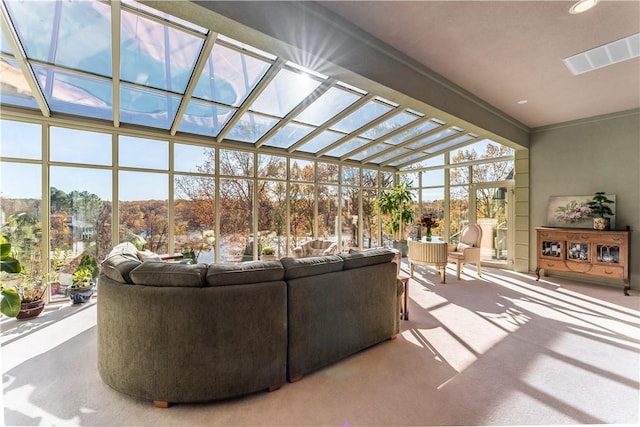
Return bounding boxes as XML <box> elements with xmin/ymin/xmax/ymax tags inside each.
<box><xmin>593</xmin><ymin>217</ymin><xmax>610</xmax><ymax>230</ymax></box>
<box><xmin>426</xmin><ymin>226</ymin><xmax>432</xmax><ymax>242</ymax></box>
<box><xmin>17</xmin><ymin>299</ymin><xmax>45</xmax><ymax>320</ymax></box>
<box><xmin>68</xmin><ymin>284</ymin><xmax>94</xmax><ymax>304</ymax></box>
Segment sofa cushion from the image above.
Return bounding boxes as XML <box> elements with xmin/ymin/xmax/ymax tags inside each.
<box><xmin>206</xmin><ymin>261</ymin><xmax>285</xmax><ymax>286</ymax></box>
<box><xmin>280</xmin><ymin>255</ymin><xmax>344</xmax><ymax>280</ymax></box>
<box><xmin>339</xmin><ymin>248</ymin><xmax>395</xmax><ymax>270</ymax></box>
<box><xmin>129</xmin><ymin>262</ymin><xmax>207</xmax><ymax>287</ymax></box>
<box><xmin>101</xmin><ymin>242</ymin><xmax>142</xmax><ymax>283</ymax></box>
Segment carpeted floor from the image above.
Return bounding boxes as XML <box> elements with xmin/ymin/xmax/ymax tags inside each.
<box><xmin>2</xmin><ymin>263</ymin><xmax>639</xmax><ymax>426</ymax></box>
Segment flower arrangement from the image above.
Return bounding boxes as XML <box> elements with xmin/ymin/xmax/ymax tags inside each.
<box><xmin>555</xmin><ymin>200</ymin><xmax>591</xmax><ymax>223</ymax></box>
<box><xmin>420</xmin><ymin>214</ymin><xmax>439</xmax><ymax>240</ymax></box>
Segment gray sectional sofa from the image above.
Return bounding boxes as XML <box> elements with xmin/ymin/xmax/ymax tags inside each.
<box><xmin>97</xmin><ymin>243</ymin><xmax>400</xmax><ymax>406</ymax></box>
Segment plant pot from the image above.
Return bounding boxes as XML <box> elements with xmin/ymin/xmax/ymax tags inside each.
<box><xmin>68</xmin><ymin>285</ymin><xmax>94</xmax><ymax>304</ymax></box>
<box><xmin>17</xmin><ymin>299</ymin><xmax>45</xmax><ymax>320</ymax></box>
<box><xmin>593</xmin><ymin>217</ymin><xmax>610</xmax><ymax>230</ymax></box>
<box><xmin>261</xmin><ymin>254</ymin><xmax>276</xmax><ymax>261</ymax></box>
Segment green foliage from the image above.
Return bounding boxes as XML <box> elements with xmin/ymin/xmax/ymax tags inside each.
<box><xmin>376</xmin><ymin>180</ymin><xmax>415</xmax><ymax>240</ymax></box>
<box><xmin>0</xmin><ymin>285</ymin><xmax>21</xmax><ymax>318</ymax></box>
<box><xmin>0</xmin><ymin>235</ymin><xmax>22</xmax><ymax>274</ymax></box>
<box><xmin>261</xmin><ymin>246</ymin><xmax>275</xmax><ymax>255</ymax></box>
<box><xmin>586</xmin><ymin>192</ymin><xmax>614</xmax><ymax>218</ymax></box>
<box><xmin>71</xmin><ymin>254</ymin><xmax>99</xmax><ymax>287</ymax></box>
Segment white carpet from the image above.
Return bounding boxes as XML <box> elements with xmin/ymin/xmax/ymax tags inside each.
<box><xmin>2</xmin><ymin>264</ymin><xmax>639</xmax><ymax>426</ymax></box>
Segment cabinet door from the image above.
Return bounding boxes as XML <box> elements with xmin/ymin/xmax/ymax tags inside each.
<box><xmin>595</xmin><ymin>244</ymin><xmax>621</xmax><ymax>264</ymax></box>
<box><xmin>567</xmin><ymin>241</ymin><xmax>589</xmax><ymax>262</ymax></box>
<box><xmin>540</xmin><ymin>240</ymin><xmax>563</xmax><ymax>258</ymax></box>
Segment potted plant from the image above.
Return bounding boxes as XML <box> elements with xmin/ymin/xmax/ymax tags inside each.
<box><xmin>376</xmin><ymin>179</ymin><xmax>415</xmax><ymax>256</ymax></box>
<box><xmin>586</xmin><ymin>192</ymin><xmax>614</xmax><ymax>230</ymax></box>
<box><xmin>1</xmin><ymin>214</ymin><xmax>48</xmax><ymax>320</ymax></box>
<box><xmin>261</xmin><ymin>246</ymin><xmax>276</xmax><ymax>261</ymax></box>
<box><xmin>1</xmin><ymin>235</ymin><xmax>22</xmax><ymax>318</ymax></box>
<box><xmin>68</xmin><ymin>254</ymin><xmax>98</xmax><ymax>304</ymax></box>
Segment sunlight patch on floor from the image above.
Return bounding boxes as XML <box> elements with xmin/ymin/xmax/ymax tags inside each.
<box><xmin>1</xmin><ymin>303</ymin><xmax>97</xmax><ymax>373</ymax></box>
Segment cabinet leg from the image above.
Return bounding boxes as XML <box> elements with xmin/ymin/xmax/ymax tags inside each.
<box><xmin>535</xmin><ymin>267</ymin><xmax>540</xmax><ymax>281</ymax></box>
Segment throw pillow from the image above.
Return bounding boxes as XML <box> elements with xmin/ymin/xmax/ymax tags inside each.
<box><xmin>457</xmin><ymin>242</ymin><xmax>472</xmax><ymax>251</ymax></box>
<box><xmin>137</xmin><ymin>250</ymin><xmax>162</xmax><ymax>262</ymax></box>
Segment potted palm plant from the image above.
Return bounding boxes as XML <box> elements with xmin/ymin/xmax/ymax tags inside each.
<box><xmin>586</xmin><ymin>192</ymin><xmax>614</xmax><ymax>230</ymax></box>
<box><xmin>376</xmin><ymin>179</ymin><xmax>415</xmax><ymax>256</ymax></box>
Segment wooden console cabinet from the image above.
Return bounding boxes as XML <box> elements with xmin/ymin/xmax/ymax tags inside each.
<box><xmin>536</xmin><ymin>227</ymin><xmax>630</xmax><ymax>295</ymax></box>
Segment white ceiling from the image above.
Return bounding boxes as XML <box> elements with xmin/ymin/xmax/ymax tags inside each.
<box><xmin>317</xmin><ymin>0</ymin><xmax>640</xmax><ymax>129</ymax></box>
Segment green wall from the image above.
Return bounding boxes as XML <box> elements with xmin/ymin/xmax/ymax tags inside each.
<box><xmin>530</xmin><ymin>109</ymin><xmax>640</xmax><ymax>290</ymax></box>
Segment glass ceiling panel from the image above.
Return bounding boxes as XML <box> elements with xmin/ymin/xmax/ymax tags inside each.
<box><xmin>330</xmin><ymin>100</ymin><xmax>393</xmax><ymax>133</ymax></box>
<box><xmin>370</xmin><ymin>147</ymin><xmax>412</xmax><ymax>164</ymax></box>
<box><xmin>120</xmin><ymin>7</ymin><xmax>203</xmax><ymax>93</ymax></box>
<box><xmin>217</xmin><ymin>35</ymin><xmax>277</xmax><ymax>61</ymax></box>
<box><xmin>426</xmin><ymin>134</ymin><xmax>476</xmax><ymax>153</ymax></box>
<box><xmin>385</xmin><ymin>120</ymin><xmax>441</xmax><ymax>145</ymax></box>
<box><xmin>405</xmin><ymin>128</ymin><xmax>459</xmax><ymax>150</ymax></box>
<box><xmin>192</xmin><ymin>43</ymin><xmax>271</xmax><ymax>107</ymax></box>
<box><xmin>388</xmin><ymin>151</ymin><xmax>431</xmax><ymax>167</ymax></box>
<box><xmin>262</xmin><ymin>122</ymin><xmax>315</xmax><ymax>149</ymax></box>
<box><xmin>0</xmin><ymin>57</ymin><xmax>38</xmax><ymax>109</ymax></box>
<box><xmin>33</xmin><ymin>65</ymin><xmax>113</xmax><ymax>121</ymax></box>
<box><xmin>122</xmin><ymin>0</ymin><xmax>207</xmax><ymax>33</ymax></box>
<box><xmin>324</xmin><ymin>137</ymin><xmax>370</xmax><ymax>158</ymax></box>
<box><xmin>0</xmin><ymin>0</ymin><xmax>500</xmax><ymax>170</ymax></box>
<box><xmin>249</xmin><ymin>68</ymin><xmax>322</xmax><ymax>117</ymax></box>
<box><xmin>359</xmin><ymin>111</ymin><xmax>418</xmax><ymax>140</ymax></box>
<box><xmin>178</xmin><ymin>99</ymin><xmax>235</xmax><ymax>137</ymax></box>
<box><xmin>120</xmin><ymin>83</ymin><xmax>180</xmax><ymax>129</ymax></box>
<box><xmin>296</xmin><ymin>130</ymin><xmax>344</xmax><ymax>154</ymax></box>
<box><xmin>349</xmin><ymin>142</ymin><xmax>395</xmax><ymax>161</ymax></box>
<box><xmin>226</xmin><ymin>111</ymin><xmax>279</xmax><ymax>143</ymax></box>
<box><xmin>6</xmin><ymin>1</ymin><xmax>112</xmax><ymax>77</ymax></box>
<box><xmin>294</xmin><ymin>86</ymin><xmax>360</xmax><ymax>126</ymax></box>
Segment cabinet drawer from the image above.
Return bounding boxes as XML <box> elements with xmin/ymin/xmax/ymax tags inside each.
<box><xmin>538</xmin><ymin>259</ymin><xmax>567</xmax><ymax>271</ymax></box>
<box><xmin>589</xmin><ymin>264</ymin><xmax>624</xmax><ymax>279</ymax></box>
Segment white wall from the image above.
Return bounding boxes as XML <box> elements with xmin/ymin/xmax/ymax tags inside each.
<box><xmin>530</xmin><ymin>109</ymin><xmax>640</xmax><ymax>289</ymax></box>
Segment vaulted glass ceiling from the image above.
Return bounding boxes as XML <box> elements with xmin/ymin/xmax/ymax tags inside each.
<box><xmin>0</xmin><ymin>0</ymin><xmax>500</xmax><ymax>170</ymax></box>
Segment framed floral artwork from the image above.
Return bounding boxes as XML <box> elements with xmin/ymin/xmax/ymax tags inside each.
<box><xmin>546</xmin><ymin>194</ymin><xmax>616</xmax><ymax>229</ymax></box>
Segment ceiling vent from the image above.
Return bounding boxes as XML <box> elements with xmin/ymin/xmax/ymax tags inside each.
<box><xmin>563</xmin><ymin>33</ymin><xmax>640</xmax><ymax>75</ymax></box>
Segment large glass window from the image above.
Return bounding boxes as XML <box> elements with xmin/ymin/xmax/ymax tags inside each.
<box><xmin>174</xmin><ymin>175</ymin><xmax>216</xmax><ymax>263</ymax></box>
<box><xmin>0</xmin><ymin>162</ymin><xmax>43</xmax><ymax>302</ymax></box>
<box><xmin>289</xmin><ymin>183</ymin><xmax>314</xmax><ymax>251</ymax></box>
<box><xmin>119</xmin><ymin>171</ymin><xmax>169</xmax><ymax>253</ymax></box>
<box><xmin>50</xmin><ymin>166</ymin><xmax>111</xmax><ymax>299</ymax></box>
<box><xmin>341</xmin><ymin>186</ymin><xmax>360</xmax><ymax>250</ymax></box>
<box><xmin>317</xmin><ymin>185</ymin><xmax>338</xmax><ymax>241</ymax></box>
<box><xmin>51</xmin><ymin>127</ymin><xmax>112</xmax><ymax>166</ymax></box>
<box><xmin>219</xmin><ymin>178</ymin><xmax>253</xmax><ymax>262</ymax></box>
<box><xmin>258</xmin><ymin>180</ymin><xmax>288</xmax><ymax>259</ymax></box>
<box><xmin>0</xmin><ymin>120</ymin><xmax>41</xmax><ymax>160</ymax></box>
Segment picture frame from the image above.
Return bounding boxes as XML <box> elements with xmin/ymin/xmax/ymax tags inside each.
<box><xmin>546</xmin><ymin>194</ymin><xmax>616</xmax><ymax>229</ymax></box>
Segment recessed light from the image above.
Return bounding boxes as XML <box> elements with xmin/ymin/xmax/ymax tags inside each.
<box><xmin>517</xmin><ymin>100</ymin><xmax>528</xmax><ymax>105</ymax></box>
<box><xmin>569</xmin><ymin>0</ymin><xmax>600</xmax><ymax>14</ymax></box>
